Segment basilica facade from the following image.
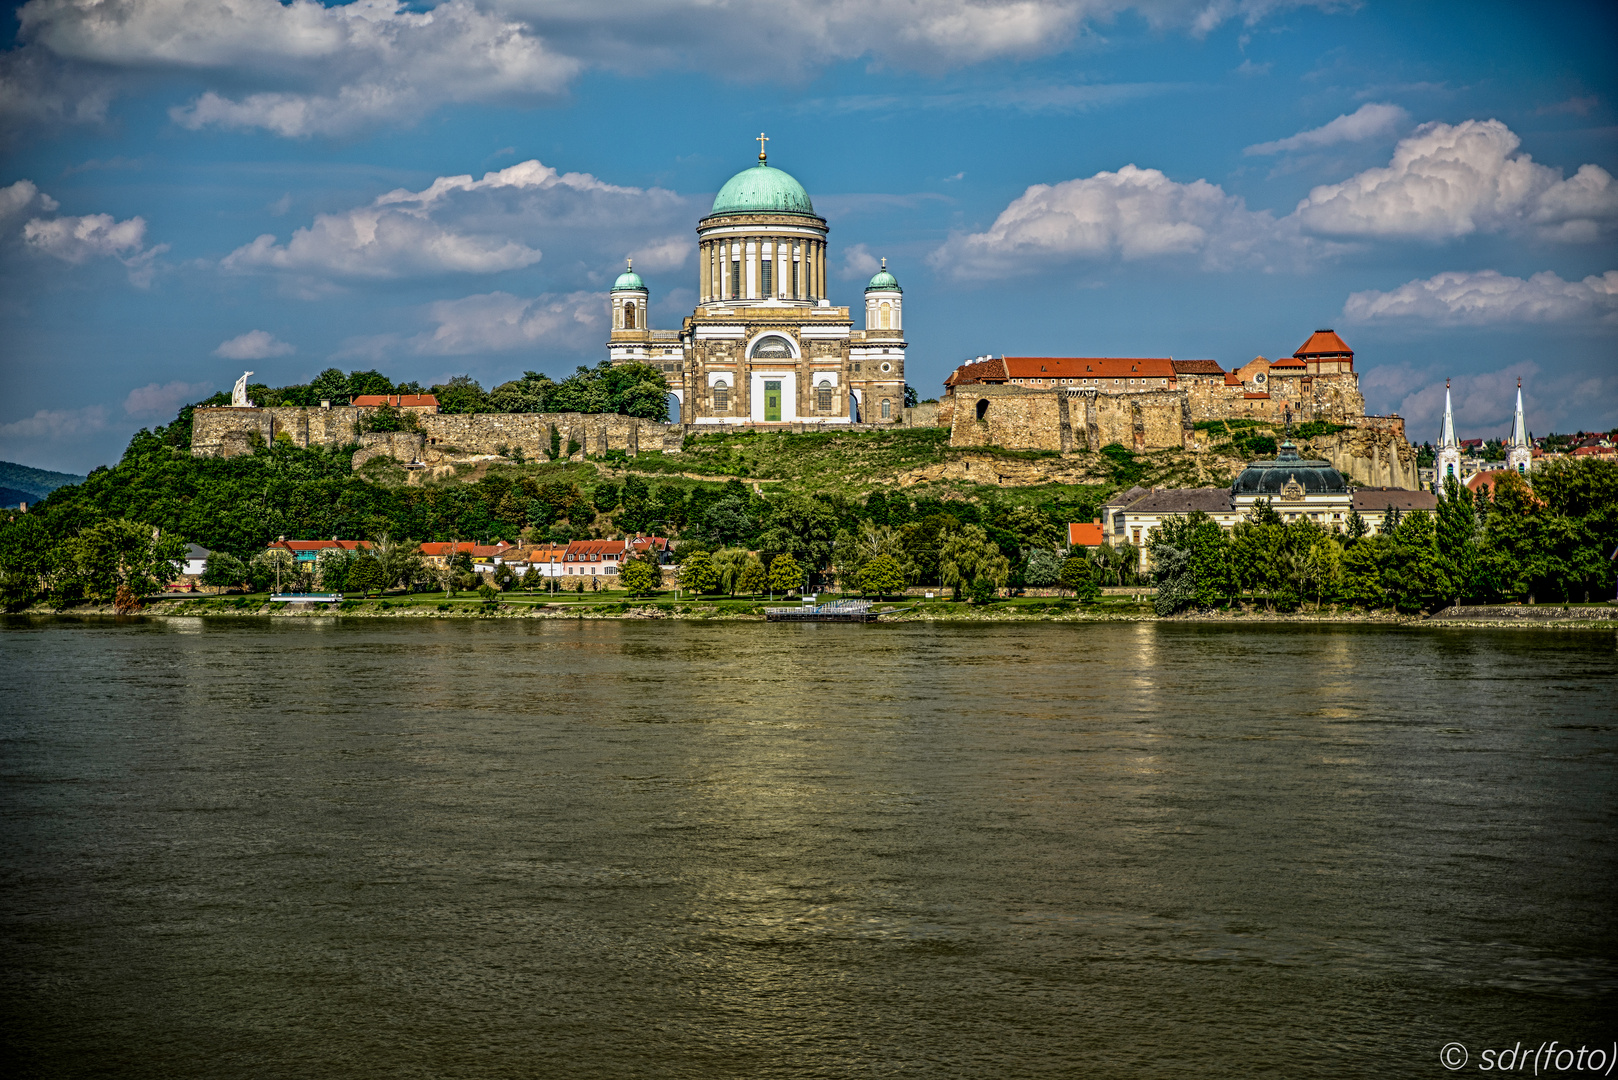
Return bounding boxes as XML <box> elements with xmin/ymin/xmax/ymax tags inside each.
<box><xmin>606</xmin><ymin>140</ymin><xmax>907</xmax><ymax>425</ymax></box>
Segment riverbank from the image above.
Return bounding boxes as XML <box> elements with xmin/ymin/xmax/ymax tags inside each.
<box><xmin>20</xmin><ymin>595</ymin><xmax>1618</xmax><ymax>628</ymax></box>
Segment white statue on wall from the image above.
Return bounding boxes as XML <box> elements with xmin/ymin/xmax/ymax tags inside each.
<box><xmin>231</xmin><ymin>371</ymin><xmax>254</xmax><ymax>408</ymax></box>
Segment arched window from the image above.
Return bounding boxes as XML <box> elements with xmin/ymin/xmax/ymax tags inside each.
<box><xmin>976</xmin><ymin>399</ymin><xmax>990</xmax><ymax>421</ymax></box>
<box><xmin>713</xmin><ymin>381</ymin><xmax>729</xmax><ymax>412</ymax></box>
<box><xmin>881</xmin><ymin>398</ymin><xmax>891</xmax><ymax>419</ymax></box>
<box><xmin>623</xmin><ymin>303</ymin><xmax>636</xmax><ymax>330</ymax></box>
<box><xmin>879</xmin><ymin>303</ymin><xmax>891</xmax><ymax>330</ymax></box>
<box><xmin>750</xmin><ymin>335</ymin><xmax>793</xmax><ymax>359</ymax></box>
<box><xmin>816</xmin><ymin>381</ymin><xmax>833</xmax><ymax>413</ymax></box>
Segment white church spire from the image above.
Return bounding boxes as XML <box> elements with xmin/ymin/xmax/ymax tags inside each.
<box><xmin>1436</xmin><ymin>378</ymin><xmax>1462</xmax><ymax>488</ymax></box>
<box><xmin>1507</xmin><ymin>376</ymin><xmax>1532</xmax><ymax>475</ymax></box>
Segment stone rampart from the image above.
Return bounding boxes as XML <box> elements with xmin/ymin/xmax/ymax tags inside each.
<box><xmin>947</xmin><ymin>385</ymin><xmax>1189</xmax><ymax>452</ymax></box>
<box><xmin>192</xmin><ymin>406</ymin><xmax>685</xmax><ymax>462</ymax></box>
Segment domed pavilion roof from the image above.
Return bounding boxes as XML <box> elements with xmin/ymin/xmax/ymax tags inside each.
<box><xmin>1232</xmin><ymin>441</ymin><xmax>1348</xmax><ymax>496</ymax></box>
<box><xmin>866</xmin><ymin>260</ymin><xmax>901</xmax><ymax>292</ymax></box>
<box><xmin>711</xmin><ymin>162</ymin><xmax>816</xmax><ymax>217</ymax></box>
<box><xmin>611</xmin><ymin>260</ymin><xmax>645</xmax><ymax>292</ymax></box>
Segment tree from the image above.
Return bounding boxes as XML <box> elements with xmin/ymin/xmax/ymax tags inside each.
<box><xmin>712</xmin><ymin>547</ymin><xmax>754</xmax><ymax>596</ymax></box>
<box><xmin>1388</xmin><ymin>511</ymin><xmax>1451</xmax><ymax>613</ymax></box>
<box><xmin>61</xmin><ymin>519</ymin><xmax>185</xmax><ymax>609</ymax></box>
<box><xmin>370</xmin><ymin>534</ymin><xmax>418</xmax><ymax>593</ymax></box>
<box><xmin>904</xmin><ymin>384</ymin><xmax>919</xmax><ymax>409</ymax></box>
<box><xmin>769</xmin><ymin>554</ymin><xmax>805</xmax><ymax>595</ymax></box>
<box><xmin>477</xmin><ymin>582</ymin><xmax>499</xmax><ymax>605</ymax></box>
<box><xmin>937</xmin><ymin>524</ymin><xmax>1010</xmax><ymax>600</ymax></box>
<box><xmin>1435</xmin><ymin>477</ymin><xmax>1479</xmax><ymax>606</ymax></box>
<box><xmin>489</xmin><ymin>372</ymin><xmax>554</xmax><ymax>413</ymax></box>
<box><xmin>349</xmin><ymin>557</ymin><xmax>385</xmax><ymax>597</ymax></box>
<box><xmin>493</xmin><ymin>562</ymin><xmax>515</xmax><ymax>591</ymax></box>
<box><xmin>1024</xmin><ymin>548</ymin><xmax>1062</xmax><ymax>588</ymax></box>
<box><xmin>314</xmin><ymin>548</ymin><xmax>351</xmax><ymax>592</ymax></box>
<box><xmin>759</xmin><ymin>494</ymin><xmax>838</xmax><ymax>583</ymax></box>
<box><xmin>1059</xmin><ymin>555</ymin><xmax>1099</xmax><ymax>601</ymax></box>
<box><xmin>738</xmin><ymin>561</ymin><xmax>768</xmax><ymax>596</ymax></box>
<box><xmin>203</xmin><ymin>551</ymin><xmax>249</xmax><ymax>593</ymax></box>
<box><xmin>620</xmin><ymin>556</ymin><xmax>662</xmax><ymax>596</ymax></box>
<box><xmin>519</xmin><ymin>567</ymin><xmax>541</xmax><ymax>592</ymax></box>
<box><xmin>431</xmin><ymin>376</ymin><xmax>494</xmax><ymax>414</ymax></box>
<box><xmin>856</xmin><ymin>554</ymin><xmax>905</xmax><ymax>597</ymax></box>
<box><xmin>679</xmin><ymin>550</ymin><xmax>719</xmax><ymax>595</ymax></box>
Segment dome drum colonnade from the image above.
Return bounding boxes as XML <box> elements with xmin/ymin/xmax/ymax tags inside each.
<box><xmin>607</xmin><ymin>136</ymin><xmax>906</xmax><ymax>426</ymax></box>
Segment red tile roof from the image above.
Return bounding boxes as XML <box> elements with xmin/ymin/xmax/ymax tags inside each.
<box><xmin>1224</xmin><ymin>372</ymin><xmax>1243</xmax><ymax>386</ymax></box>
<box><xmin>1172</xmin><ymin>359</ymin><xmax>1225</xmax><ymax>375</ymax></box>
<box><xmin>945</xmin><ymin>356</ymin><xmax>1179</xmax><ymax>388</ymax></box>
<box><xmin>1268</xmin><ymin>356</ymin><xmax>1307</xmax><ymax>369</ymax></box>
<box><xmin>1294</xmin><ymin>329</ymin><xmax>1353</xmax><ymax>357</ymax></box>
<box><xmin>1244</xmin><ymin>392</ymin><xmax>1271</xmax><ymax>399</ymax></box>
<box><xmin>352</xmin><ymin>394</ymin><xmax>439</xmax><ymax>409</ymax></box>
<box><xmin>565</xmin><ymin>540</ymin><xmax>627</xmax><ymax>561</ymax></box>
<box><xmin>1002</xmin><ymin>356</ymin><xmax>1176</xmax><ymax>379</ymax></box>
<box><xmin>1465</xmin><ymin>469</ymin><xmax>1528</xmax><ymax>496</ymax></box>
<box><xmin>1068</xmin><ymin>521</ymin><xmax>1104</xmax><ymax>546</ymax></box>
<box><xmin>943</xmin><ymin>357</ymin><xmax>1009</xmax><ymax>388</ymax></box>
<box><xmin>268</xmin><ymin>539</ymin><xmax>370</xmax><ymax>552</ymax></box>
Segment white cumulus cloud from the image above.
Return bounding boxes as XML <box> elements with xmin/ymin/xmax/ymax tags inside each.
<box><xmin>939</xmin><ymin>117</ymin><xmax>1618</xmax><ymax>278</ymax></box>
<box><xmin>123</xmin><ymin>380</ymin><xmax>214</xmax><ymax>416</ymax></box>
<box><xmin>1244</xmin><ymin>102</ymin><xmax>1409</xmax><ymax>155</ymax></box>
<box><xmin>931</xmin><ymin>164</ymin><xmax>1293</xmax><ymax>277</ymax></box>
<box><xmin>0</xmin><ymin>404</ymin><xmax>109</xmax><ymax>441</ymax></box>
<box><xmin>1293</xmin><ymin>119</ymin><xmax>1618</xmax><ymax>242</ymax></box>
<box><xmin>21</xmin><ymin>209</ymin><xmax>168</xmax><ymax>285</ymax></box>
<box><xmin>213</xmin><ymin>330</ymin><xmax>296</xmax><ymax>360</ymax></box>
<box><xmin>3</xmin><ymin>0</ymin><xmax>1339</xmax><ymax>137</ymax></box>
<box><xmin>1</xmin><ymin>178</ymin><xmax>59</xmax><ymax>219</ymax></box>
<box><xmin>222</xmin><ymin>157</ymin><xmax>693</xmax><ymax>284</ymax></box>
<box><xmin>1344</xmin><ymin>269</ymin><xmax>1618</xmax><ymax>326</ymax></box>
<box><xmin>413</xmin><ymin>289</ymin><xmax>606</xmax><ymax>355</ymax></box>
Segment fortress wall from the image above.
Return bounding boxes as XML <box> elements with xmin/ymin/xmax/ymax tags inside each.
<box><xmin>192</xmin><ymin>406</ymin><xmax>684</xmax><ymax>461</ymax></box>
<box><xmin>948</xmin><ymin>386</ymin><xmax>1065</xmax><ymax>452</ymax></box>
<box><xmin>1076</xmin><ymin>390</ymin><xmax>1189</xmax><ymax>451</ymax></box>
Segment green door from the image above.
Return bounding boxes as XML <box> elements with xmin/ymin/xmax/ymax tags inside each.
<box><xmin>765</xmin><ymin>380</ymin><xmax>782</xmax><ymax>422</ymax></box>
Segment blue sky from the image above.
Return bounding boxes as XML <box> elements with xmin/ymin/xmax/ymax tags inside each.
<box><xmin>2</xmin><ymin>0</ymin><xmax>1614</xmax><ymax>473</ymax></box>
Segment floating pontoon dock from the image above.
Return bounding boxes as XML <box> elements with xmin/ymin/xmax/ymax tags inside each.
<box><xmin>765</xmin><ymin>599</ymin><xmax>880</xmax><ymax>623</ymax></box>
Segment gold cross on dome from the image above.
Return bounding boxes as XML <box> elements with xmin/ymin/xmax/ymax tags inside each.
<box><xmin>756</xmin><ymin>132</ymin><xmax>769</xmax><ymax>161</ymax></box>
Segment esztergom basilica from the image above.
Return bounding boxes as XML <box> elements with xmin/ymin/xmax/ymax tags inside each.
<box><xmin>606</xmin><ymin>137</ymin><xmax>907</xmax><ymax>426</ymax></box>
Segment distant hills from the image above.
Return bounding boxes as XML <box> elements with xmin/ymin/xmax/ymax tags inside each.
<box><xmin>0</xmin><ymin>461</ymin><xmax>87</xmax><ymax>508</ymax></box>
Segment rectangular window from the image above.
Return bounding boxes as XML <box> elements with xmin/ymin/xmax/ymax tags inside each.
<box><xmin>817</xmin><ymin>385</ymin><xmax>833</xmax><ymax>412</ymax></box>
<box><xmin>731</xmin><ymin>260</ymin><xmax>740</xmax><ymax>299</ymax></box>
<box><xmin>792</xmin><ymin>259</ymin><xmax>799</xmax><ymax>298</ymax></box>
<box><xmin>761</xmin><ymin>259</ymin><xmax>772</xmax><ymax>296</ymax></box>
<box><xmin>714</xmin><ymin>385</ymin><xmax>729</xmax><ymax>411</ymax></box>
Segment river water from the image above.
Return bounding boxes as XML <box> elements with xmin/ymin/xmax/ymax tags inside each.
<box><xmin>2</xmin><ymin>616</ymin><xmax>1614</xmax><ymax>1078</ymax></box>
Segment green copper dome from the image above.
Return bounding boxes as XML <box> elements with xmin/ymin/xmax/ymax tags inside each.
<box><xmin>866</xmin><ymin>266</ymin><xmax>901</xmax><ymax>292</ymax></box>
<box><xmin>611</xmin><ymin>262</ymin><xmax>645</xmax><ymax>292</ymax></box>
<box><xmin>711</xmin><ymin>163</ymin><xmax>816</xmax><ymax>217</ymax></box>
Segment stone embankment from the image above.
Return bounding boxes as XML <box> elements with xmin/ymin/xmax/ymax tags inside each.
<box><xmin>1428</xmin><ymin>604</ymin><xmax>1618</xmax><ymax>622</ymax></box>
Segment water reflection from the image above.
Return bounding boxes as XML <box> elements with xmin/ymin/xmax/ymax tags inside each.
<box><xmin>1</xmin><ymin>616</ymin><xmax>1614</xmax><ymax>1078</ymax></box>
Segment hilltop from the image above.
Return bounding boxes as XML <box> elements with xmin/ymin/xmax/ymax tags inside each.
<box><xmin>0</xmin><ymin>461</ymin><xmax>88</xmax><ymax>508</ymax></box>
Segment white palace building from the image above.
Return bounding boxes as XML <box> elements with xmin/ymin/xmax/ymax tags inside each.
<box><xmin>606</xmin><ymin>136</ymin><xmax>908</xmax><ymax>426</ymax></box>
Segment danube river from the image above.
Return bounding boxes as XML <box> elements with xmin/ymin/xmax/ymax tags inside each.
<box><xmin>2</xmin><ymin>617</ymin><xmax>1614</xmax><ymax>1078</ymax></box>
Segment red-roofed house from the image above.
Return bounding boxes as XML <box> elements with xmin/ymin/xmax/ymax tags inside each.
<box><xmin>266</xmin><ymin>538</ymin><xmax>371</xmax><ymax>566</ymax></box>
<box><xmin>1068</xmin><ymin>521</ymin><xmax>1104</xmax><ymax>547</ymax></box>
<box><xmin>563</xmin><ymin>540</ymin><xmax>627</xmax><ymax>578</ymax></box>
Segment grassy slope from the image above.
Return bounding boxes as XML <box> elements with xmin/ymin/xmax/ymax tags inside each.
<box><xmin>357</xmin><ymin>426</ymin><xmax>1262</xmax><ymax>515</ymax></box>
